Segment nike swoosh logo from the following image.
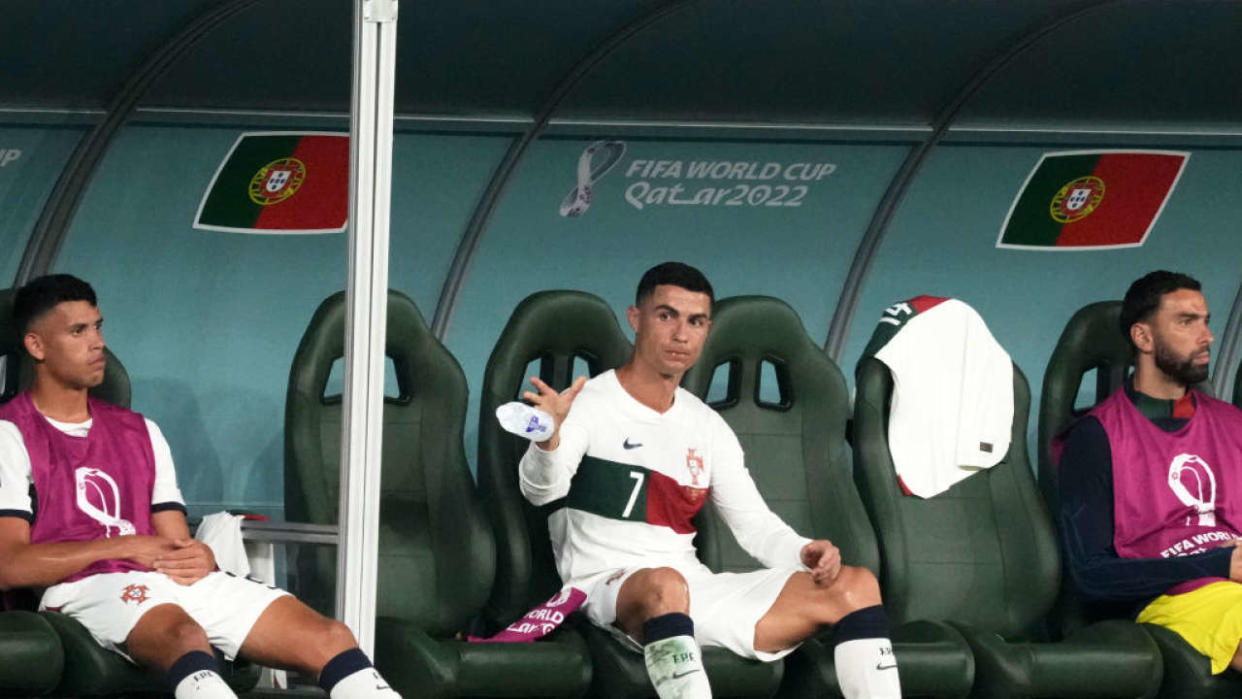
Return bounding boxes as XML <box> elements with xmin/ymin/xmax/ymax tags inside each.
<box><xmin>876</xmin><ymin>662</ymin><xmax>897</xmax><ymax>671</ymax></box>
<box><xmin>623</xmin><ymin>438</ymin><xmax>643</xmax><ymax>449</ymax></box>
<box><xmin>671</xmin><ymin>670</ymin><xmax>701</xmax><ymax>679</ymax></box>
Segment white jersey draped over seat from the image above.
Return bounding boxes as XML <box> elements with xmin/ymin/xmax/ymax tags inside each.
<box><xmin>872</xmin><ymin>297</ymin><xmax>1013</xmax><ymax>498</ymax></box>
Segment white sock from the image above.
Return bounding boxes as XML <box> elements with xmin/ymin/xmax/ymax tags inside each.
<box><xmin>173</xmin><ymin>669</ymin><xmax>237</xmax><ymax>699</ymax></box>
<box><xmin>833</xmin><ymin>637</ymin><xmax>902</xmax><ymax>699</ymax></box>
<box><xmin>644</xmin><ymin>634</ymin><xmax>712</xmax><ymax>699</ymax></box>
<box><xmin>329</xmin><ymin>667</ymin><xmax>403</xmax><ymax>699</ymax></box>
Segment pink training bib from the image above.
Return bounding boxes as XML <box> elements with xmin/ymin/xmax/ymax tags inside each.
<box><xmin>0</xmin><ymin>393</ymin><xmax>158</xmax><ymax>583</ymax></box>
<box><xmin>1091</xmin><ymin>389</ymin><xmax>1242</xmax><ymax>594</ymax></box>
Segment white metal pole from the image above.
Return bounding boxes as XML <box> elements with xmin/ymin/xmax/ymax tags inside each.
<box><xmin>338</xmin><ymin>0</ymin><xmax>398</xmax><ymax>656</ymax></box>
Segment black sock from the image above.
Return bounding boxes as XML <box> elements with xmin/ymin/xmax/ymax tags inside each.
<box><xmin>642</xmin><ymin>612</ymin><xmax>694</xmax><ymax>644</ymax></box>
<box><xmin>317</xmin><ymin>647</ymin><xmax>373</xmax><ymax>693</ymax></box>
<box><xmin>831</xmin><ymin>604</ymin><xmax>890</xmax><ymax>646</ymax></box>
<box><xmin>167</xmin><ymin>650</ymin><xmax>219</xmax><ymax>691</ymax></box>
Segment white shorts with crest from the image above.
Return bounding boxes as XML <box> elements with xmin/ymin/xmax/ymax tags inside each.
<box><xmin>40</xmin><ymin>570</ymin><xmax>288</xmax><ymax>662</ymax></box>
<box><xmin>574</xmin><ymin>562</ymin><xmax>801</xmax><ymax>662</ymax></box>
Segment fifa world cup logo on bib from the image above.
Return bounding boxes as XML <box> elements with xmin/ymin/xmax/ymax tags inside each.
<box><xmin>1167</xmin><ymin>453</ymin><xmax>1217</xmax><ymax>526</ymax></box>
<box><xmin>75</xmin><ymin>467</ymin><xmax>137</xmax><ymax>537</ymax></box>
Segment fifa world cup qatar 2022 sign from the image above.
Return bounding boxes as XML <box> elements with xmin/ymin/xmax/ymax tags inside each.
<box><xmin>559</xmin><ymin>140</ymin><xmax>838</xmax><ymax>217</ymax></box>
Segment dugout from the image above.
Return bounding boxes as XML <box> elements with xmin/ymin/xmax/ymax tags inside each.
<box><xmin>3</xmin><ymin>1</ymin><xmax>1242</xmax><ymax>694</ymax></box>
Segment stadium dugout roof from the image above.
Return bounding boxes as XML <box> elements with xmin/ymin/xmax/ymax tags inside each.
<box><xmin>4</xmin><ymin>0</ymin><xmax>1241</xmax><ymax>134</ymax></box>
<box><xmin>5</xmin><ymin>0</ymin><xmax>1241</xmax><ymax>652</ymax></box>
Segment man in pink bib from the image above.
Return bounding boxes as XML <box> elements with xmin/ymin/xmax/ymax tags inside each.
<box><xmin>1059</xmin><ymin>270</ymin><xmax>1242</xmax><ymax>674</ymax></box>
<box><xmin>0</xmin><ymin>275</ymin><xmax>401</xmax><ymax>699</ymax></box>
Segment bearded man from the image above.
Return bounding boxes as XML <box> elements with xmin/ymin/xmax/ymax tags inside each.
<box><xmin>1059</xmin><ymin>270</ymin><xmax>1242</xmax><ymax>675</ymax></box>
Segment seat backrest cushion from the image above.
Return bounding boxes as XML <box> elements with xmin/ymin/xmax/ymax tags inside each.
<box><xmin>1234</xmin><ymin>356</ymin><xmax>1242</xmax><ymax>410</ymax></box>
<box><xmin>1037</xmin><ymin>300</ymin><xmax>1130</xmax><ymax>507</ymax></box>
<box><xmin>855</xmin><ymin>347</ymin><xmax>1059</xmax><ymax>638</ymax></box>
<box><xmin>682</xmin><ymin>296</ymin><xmax>879</xmax><ymax>575</ymax></box>
<box><xmin>285</xmin><ymin>290</ymin><xmax>492</xmax><ymax>635</ymax></box>
<box><xmin>476</xmin><ymin>290</ymin><xmax>632</xmax><ymax>626</ymax></box>
<box><xmin>0</xmin><ymin>289</ymin><xmax>130</xmax><ymax>407</ymax></box>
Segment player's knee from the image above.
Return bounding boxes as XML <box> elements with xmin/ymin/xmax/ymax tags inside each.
<box><xmin>165</xmin><ymin>617</ymin><xmax>211</xmax><ymax>653</ymax></box>
<box><xmin>633</xmin><ymin>567</ymin><xmax>690</xmax><ymax>616</ymax></box>
<box><xmin>320</xmin><ymin>618</ymin><xmax>357</xmax><ymax>654</ymax></box>
<box><xmin>826</xmin><ymin>565</ymin><xmax>882</xmax><ymax>611</ymax></box>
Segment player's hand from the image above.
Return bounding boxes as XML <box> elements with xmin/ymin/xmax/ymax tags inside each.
<box><xmin>801</xmin><ymin>540</ymin><xmax>841</xmax><ymax>586</ymax></box>
<box><xmin>120</xmin><ymin>535</ymin><xmax>180</xmax><ymax>568</ymax></box>
<box><xmin>522</xmin><ymin>375</ymin><xmax>586</xmax><ymax>451</ymax></box>
<box><xmin>1229</xmin><ymin>544</ymin><xmax>1242</xmax><ymax>583</ymax></box>
<box><xmin>153</xmin><ymin>538</ymin><xmax>217</xmax><ymax>586</ymax></box>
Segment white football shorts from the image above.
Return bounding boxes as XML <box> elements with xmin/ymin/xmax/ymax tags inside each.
<box><xmin>575</xmin><ymin>562</ymin><xmax>801</xmax><ymax>661</ymax></box>
<box><xmin>40</xmin><ymin>570</ymin><xmax>289</xmax><ymax>662</ymax></box>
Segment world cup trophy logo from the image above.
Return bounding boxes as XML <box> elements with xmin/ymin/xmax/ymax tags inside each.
<box><xmin>559</xmin><ymin>140</ymin><xmax>626</xmax><ymax>217</ymax></box>
<box><xmin>1167</xmin><ymin>453</ymin><xmax>1217</xmax><ymax>526</ymax></box>
<box><xmin>75</xmin><ymin>467</ymin><xmax>137</xmax><ymax>537</ymax></box>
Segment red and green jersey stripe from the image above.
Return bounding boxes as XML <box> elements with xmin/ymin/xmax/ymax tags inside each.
<box><xmin>564</xmin><ymin>456</ymin><xmax>708</xmax><ymax>533</ymax></box>
<box><xmin>194</xmin><ymin>132</ymin><xmax>349</xmax><ymax>234</ymax></box>
<box><xmin>997</xmin><ymin>151</ymin><xmax>1188</xmax><ymax>250</ymax></box>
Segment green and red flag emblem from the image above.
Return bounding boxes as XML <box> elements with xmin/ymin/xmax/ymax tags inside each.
<box><xmin>194</xmin><ymin>132</ymin><xmax>349</xmax><ymax>234</ymax></box>
<box><xmin>996</xmin><ymin>150</ymin><xmax>1188</xmax><ymax>250</ymax></box>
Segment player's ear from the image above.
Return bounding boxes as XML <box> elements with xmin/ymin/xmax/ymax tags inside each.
<box><xmin>626</xmin><ymin>305</ymin><xmax>640</xmax><ymax>333</ymax></box>
<box><xmin>23</xmin><ymin>332</ymin><xmax>45</xmax><ymax>362</ymax></box>
<box><xmin>1131</xmin><ymin>322</ymin><xmax>1154</xmax><ymax>354</ymax></box>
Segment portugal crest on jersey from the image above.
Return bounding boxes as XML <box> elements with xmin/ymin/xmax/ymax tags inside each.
<box><xmin>248</xmin><ymin>157</ymin><xmax>306</xmax><ymax>205</ymax></box>
<box><xmin>685</xmin><ymin>448</ymin><xmax>704</xmax><ymax>486</ymax></box>
<box><xmin>1049</xmin><ymin>175</ymin><xmax>1105</xmax><ymax>223</ymax></box>
<box><xmin>120</xmin><ymin>584</ymin><xmax>149</xmax><ymax>604</ymax></box>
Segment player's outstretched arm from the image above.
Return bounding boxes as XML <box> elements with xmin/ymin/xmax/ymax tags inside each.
<box><xmin>522</xmin><ymin>375</ymin><xmax>586</xmax><ymax>451</ymax></box>
<box><xmin>150</xmin><ymin>510</ymin><xmax>216</xmax><ymax>586</ymax></box>
<box><xmin>0</xmin><ymin>517</ymin><xmax>177</xmax><ymax>589</ymax></box>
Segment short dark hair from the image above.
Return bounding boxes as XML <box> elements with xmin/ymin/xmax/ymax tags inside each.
<box><xmin>635</xmin><ymin>262</ymin><xmax>714</xmax><ymax>306</ymax></box>
<box><xmin>1119</xmin><ymin>270</ymin><xmax>1202</xmax><ymax>349</ymax></box>
<box><xmin>14</xmin><ymin>274</ymin><xmax>97</xmax><ymax>335</ymax></box>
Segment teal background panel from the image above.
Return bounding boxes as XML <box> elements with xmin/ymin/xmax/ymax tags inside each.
<box><xmin>387</xmin><ymin>132</ymin><xmax>513</xmax><ymax>310</ymax></box>
<box><xmin>0</xmin><ymin>126</ymin><xmax>84</xmax><ymax>283</ymax></box>
<box><xmin>448</xmin><ymin>137</ymin><xmax>910</xmax><ymax>470</ymax></box>
<box><xmin>842</xmin><ymin>144</ymin><xmax>1242</xmax><ymax>466</ymax></box>
<box><xmin>53</xmin><ymin>126</ymin><xmax>507</xmax><ymax>515</ymax></box>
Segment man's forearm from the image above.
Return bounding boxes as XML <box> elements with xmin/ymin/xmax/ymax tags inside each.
<box><xmin>0</xmin><ymin>537</ymin><xmax>132</xmax><ymax>589</ymax></box>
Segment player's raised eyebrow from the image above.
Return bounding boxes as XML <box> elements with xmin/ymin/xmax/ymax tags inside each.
<box><xmin>654</xmin><ymin>304</ymin><xmax>680</xmax><ymax>317</ymax></box>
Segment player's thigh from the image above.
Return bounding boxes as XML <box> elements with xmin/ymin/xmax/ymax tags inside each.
<box><xmin>41</xmin><ymin>571</ymin><xmax>184</xmax><ymax>660</ymax></box>
<box><xmin>179</xmin><ymin>571</ymin><xmax>291</xmax><ymax>662</ymax></box>
<box><xmin>689</xmin><ymin>567</ymin><xmax>802</xmax><ymax>662</ymax></box>
<box><xmin>238</xmin><ymin>595</ymin><xmax>357</xmax><ymax>673</ymax></box>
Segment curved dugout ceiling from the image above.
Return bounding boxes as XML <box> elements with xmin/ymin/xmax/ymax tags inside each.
<box><xmin>823</xmin><ymin>0</ymin><xmax>1121</xmax><ymax>361</ymax></box>
<box><xmin>0</xmin><ymin>0</ymin><xmax>220</xmax><ymax>111</ymax></box>
<box><xmin>6</xmin><ymin>0</ymin><xmax>1242</xmax><ymax>369</ymax></box>
<box><xmin>16</xmin><ymin>0</ymin><xmax>264</xmax><ymax>284</ymax></box>
<box><xmin>6</xmin><ymin>1</ymin><xmax>1240</xmax><ymax>131</ymax></box>
<box><xmin>429</xmin><ymin>0</ymin><xmax>699</xmax><ymax>340</ymax></box>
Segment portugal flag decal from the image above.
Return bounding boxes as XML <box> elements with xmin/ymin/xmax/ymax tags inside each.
<box><xmin>194</xmin><ymin>132</ymin><xmax>348</xmax><ymax>234</ymax></box>
<box><xmin>996</xmin><ymin>150</ymin><xmax>1188</xmax><ymax>250</ymax></box>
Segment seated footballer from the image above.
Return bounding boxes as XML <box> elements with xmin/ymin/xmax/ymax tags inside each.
<box><xmin>0</xmin><ymin>275</ymin><xmax>400</xmax><ymax>699</ymax></box>
<box><xmin>519</xmin><ymin>262</ymin><xmax>901</xmax><ymax>699</ymax></box>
